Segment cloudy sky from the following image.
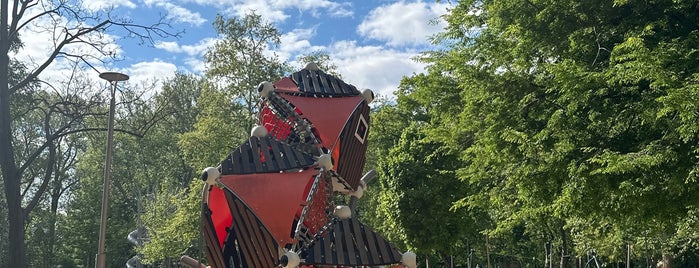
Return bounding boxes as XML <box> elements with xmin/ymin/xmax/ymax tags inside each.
<box><xmin>16</xmin><ymin>0</ymin><xmax>452</xmax><ymax>98</ymax></box>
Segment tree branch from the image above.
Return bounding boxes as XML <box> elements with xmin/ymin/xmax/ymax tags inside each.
<box><xmin>10</xmin><ymin>19</ymin><xmax>110</xmax><ymax>95</ymax></box>
<box><xmin>16</xmin><ymin>126</ymin><xmax>143</xmax><ymax>177</ymax></box>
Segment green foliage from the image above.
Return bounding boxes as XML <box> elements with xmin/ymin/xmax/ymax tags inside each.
<box><xmin>295</xmin><ymin>50</ymin><xmax>343</xmax><ymax>78</ymax></box>
<box><xmin>400</xmin><ymin>0</ymin><xmax>699</xmax><ymax>265</ymax></box>
<box><xmin>139</xmin><ymin>180</ymin><xmax>202</xmax><ymax>263</ymax></box>
<box><xmin>205</xmin><ymin>12</ymin><xmax>289</xmax><ymax>132</ymax></box>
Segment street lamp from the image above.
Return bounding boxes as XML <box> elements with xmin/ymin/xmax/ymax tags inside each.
<box><xmin>95</xmin><ymin>71</ymin><xmax>129</xmax><ymax>268</ymax></box>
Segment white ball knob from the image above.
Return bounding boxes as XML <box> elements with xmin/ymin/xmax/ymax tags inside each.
<box><xmin>281</xmin><ymin>251</ymin><xmax>300</xmax><ymax>268</ymax></box>
<box><xmin>361</xmin><ymin>88</ymin><xmax>374</xmax><ymax>103</ymax></box>
<box><xmin>402</xmin><ymin>252</ymin><xmax>417</xmax><ymax>268</ymax></box>
<box><xmin>201</xmin><ymin>167</ymin><xmax>220</xmax><ymax>186</ymax></box>
<box><xmin>250</xmin><ymin>125</ymin><xmax>268</xmax><ymax>138</ymax></box>
<box><xmin>257</xmin><ymin>81</ymin><xmax>274</xmax><ymax>98</ymax></box>
<box><xmin>334</xmin><ymin>205</ymin><xmax>352</xmax><ymax>219</ymax></box>
<box><xmin>317</xmin><ymin>154</ymin><xmax>333</xmax><ymax>170</ymax></box>
<box><xmin>349</xmin><ymin>184</ymin><xmax>365</xmax><ymax>199</ymax></box>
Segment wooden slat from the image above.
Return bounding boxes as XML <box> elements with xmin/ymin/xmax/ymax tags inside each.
<box><xmin>301</xmin><ymin>70</ymin><xmax>311</xmax><ymax>93</ymax></box>
<box><xmin>313</xmin><ymin>239</ymin><xmax>322</xmax><ymax>264</ymax></box>
<box><xmin>231</xmin><ymin>154</ymin><xmax>241</xmax><ymax>174</ymax></box>
<box><xmin>269</xmin><ymin>140</ymin><xmax>287</xmax><ymax>170</ymax></box>
<box><xmin>341</xmin><ymin>220</ymin><xmax>356</xmax><ymax>265</ymax></box>
<box><xmin>239</xmin><ymin>143</ymin><xmax>251</xmax><ymax>174</ymax></box>
<box><xmin>374</xmin><ymin>227</ymin><xmax>391</xmax><ymax>262</ymax></box>
<box><xmin>230</xmin><ymin>191</ymin><xmax>279</xmax><ymax>267</ymax></box>
<box><xmin>323</xmin><ymin>226</ymin><xmax>333</xmax><ymax>264</ymax></box>
<box><xmin>350</xmin><ymin>218</ymin><xmax>369</xmax><ymax>263</ymax></box>
<box><xmin>280</xmin><ymin>142</ymin><xmax>299</xmax><ymax>167</ymax></box>
<box><xmin>291</xmin><ymin>72</ymin><xmax>301</xmax><ymax>86</ymax></box>
<box><xmin>249</xmin><ymin>137</ymin><xmax>263</xmax><ymax>172</ymax></box>
<box><xmin>362</xmin><ymin>224</ymin><xmax>380</xmax><ymax>263</ymax></box>
<box><xmin>259</xmin><ymin>137</ymin><xmax>275</xmax><ymax>171</ymax></box>
<box><xmin>328</xmin><ymin>76</ymin><xmax>343</xmax><ymax>95</ymax></box>
<box><xmin>228</xmin><ymin>200</ymin><xmax>261</xmax><ymax>267</ymax></box>
<box><xmin>202</xmin><ymin>206</ymin><xmax>226</xmax><ymax>268</ymax></box>
<box><xmin>319</xmin><ymin>73</ymin><xmax>333</xmax><ymax>94</ymax></box>
<box><xmin>334</xmin><ymin>220</ymin><xmax>346</xmax><ymax>264</ymax></box>
<box><xmin>233</xmin><ymin>195</ymin><xmax>277</xmax><ymax>267</ymax></box>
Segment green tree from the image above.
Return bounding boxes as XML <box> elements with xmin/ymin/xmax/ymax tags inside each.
<box><xmin>0</xmin><ymin>1</ymin><xmax>178</xmax><ymax>266</ymax></box>
<box><xmin>205</xmin><ymin>12</ymin><xmax>289</xmax><ymax>132</ymax></box>
<box><xmin>413</xmin><ymin>0</ymin><xmax>699</xmax><ymax>266</ymax></box>
<box><xmin>295</xmin><ymin>50</ymin><xmax>342</xmax><ymax>78</ymax></box>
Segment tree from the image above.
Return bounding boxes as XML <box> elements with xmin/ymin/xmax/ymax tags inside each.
<box><xmin>205</xmin><ymin>12</ymin><xmax>289</xmax><ymax>132</ymax></box>
<box><xmin>0</xmin><ymin>1</ymin><xmax>178</xmax><ymax>266</ymax></box>
<box><xmin>295</xmin><ymin>50</ymin><xmax>342</xmax><ymax>78</ymax></box>
<box><xmin>411</xmin><ymin>0</ymin><xmax>699</xmax><ymax>266</ymax></box>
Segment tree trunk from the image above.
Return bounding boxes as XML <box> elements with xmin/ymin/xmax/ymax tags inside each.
<box><xmin>560</xmin><ymin>228</ymin><xmax>569</xmax><ymax>268</ymax></box>
<box><xmin>486</xmin><ymin>234</ymin><xmax>491</xmax><ymax>268</ymax></box>
<box><xmin>662</xmin><ymin>253</ymin><xmax>672</xmax><ymax>268</ymax></box>
<box><xmin>0</xmin><ymin>0</ymin><xmax>26</xmax><ymax>264</ymax></box>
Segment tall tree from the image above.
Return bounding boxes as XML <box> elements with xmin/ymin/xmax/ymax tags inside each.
<box><xmin>0</xmin><ymin>1</ymin><xmax>177</xmax><ymax>266</ymax></box>
<box><xmin>412</xmin><ymin>0</ymin><xmax>699</xmax><ymax>266</ymax></box>
<box><xmin>205</xmin><ymin>12</ymin><xmax>289</xmax><ymax>132</ymax></box>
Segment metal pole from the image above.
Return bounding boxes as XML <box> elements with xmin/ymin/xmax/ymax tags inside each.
<box><xmin>95</xmin><ymin>72</ymin><xmax>128</xmax><ymax>268</ymax></box>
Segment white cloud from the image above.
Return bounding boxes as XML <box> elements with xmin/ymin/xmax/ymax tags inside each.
<box><xmin>278</xmin><ymin>28</ymin><xmax>325</xmax><ymax>61</ymax></box>
<box><xmin>154</xmin><ymin>38</ymin><xmax>218</xmax><ymax>73</ymax></box>
<box><xmin>181</xmin><ymin>0</ymin><xmax>352</xmax><ymax>23</ymax></box>
<box><xmin>358</xmin><ymin>1</ymin><xmax>451</xmax><ymax>47</ymax></box>
<box><xmin>155</xmin><ymin>38</ymin><xmax>217</xmax><ymax>56</ymax></box>
<box><xmin>143</xmin><ymin>0</ymin><xmax>207</xmax><ymax>26</ymax></box>
<box><xmin>326</xmin><ymin>41</ymin><xmax>425</xmax><ymax>98</ymax></box>
<box><xmin>125</xmin><ymin>60</ymin><xmax>178</xmax><ymax>87</ymax></box>
<box><xmin>83</xmin><ymin>0</ymin><xmax>137</xmax><ymax>11</ymax></box>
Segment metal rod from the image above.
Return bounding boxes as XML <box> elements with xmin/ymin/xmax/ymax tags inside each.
<box><xmin>96</xmin><ymin>80</ymin><xmax>117</xmax><ymax>268</ymax></box>
<box><xmin>95</xmin><ymin>71</ymin><xmax>127</xmax><ymax>268</ymax></box>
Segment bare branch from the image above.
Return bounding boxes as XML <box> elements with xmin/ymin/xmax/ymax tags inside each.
<box><xmin>10</xmin><ymin>19</ymin><xmax>110</xmax><ymax>94</ymax></box>
<box><xmin>16</xmin><ymin>126</ymin><xmax>143</xmax><ymax>177</ymax></box>
<box><xmin>10</xmin><ymin>1</ymin><xmax>53</xmax><ymax>39</ymax></box>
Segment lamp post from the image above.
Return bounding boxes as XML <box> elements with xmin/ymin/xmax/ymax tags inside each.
<box><xmin>95</xmin><ymin>71</ymin><xmax>129</xmax><ymax>268</ymax></box>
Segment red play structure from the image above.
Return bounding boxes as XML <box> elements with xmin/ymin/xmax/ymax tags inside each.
<box><xmin>190</xmin><ymin>64</ymin><xmax>416</xmax><ymax>268</ymax></box>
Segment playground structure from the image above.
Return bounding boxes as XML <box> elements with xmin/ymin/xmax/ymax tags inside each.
<box><xmin>190</xmin><ymin>63</ymin><xmax>415</xmax><ymax>268</ymax></box>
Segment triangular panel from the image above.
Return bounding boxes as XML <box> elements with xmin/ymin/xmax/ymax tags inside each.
<box><xmin>305</xmin><ymin>218</ymin><xmax>403</xmax><ymax>266</ymax></box>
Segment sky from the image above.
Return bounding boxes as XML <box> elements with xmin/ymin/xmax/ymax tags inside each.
<box><xmin>15</xmin><ymin>0</ymin><xmax>453</xmax><ymax>98</ymax></box>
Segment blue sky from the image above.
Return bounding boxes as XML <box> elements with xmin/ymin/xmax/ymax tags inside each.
<box><xmin>19</xmin><ymin>0</ymin><xmax>452</xmax><ymax>98</ymax></box>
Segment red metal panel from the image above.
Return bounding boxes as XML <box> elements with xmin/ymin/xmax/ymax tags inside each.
<box><xmin>273</xmin><ymin>77</ymin><xmax>300</xmax><ymax>93</ymax></box>
<box><xmin>277</xmin><ymin>94</ymin><xmax>363</xmax><ymax>152</ymax></box>
<box><xmin>208</xmin><ymin>186</ymin><xmax>232</xmax><ymax>249</ymax></box>
<box><xmin>220</xmin><ymin>169</ymin><xmax>317</xmax><ymax>246</ymax></box>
